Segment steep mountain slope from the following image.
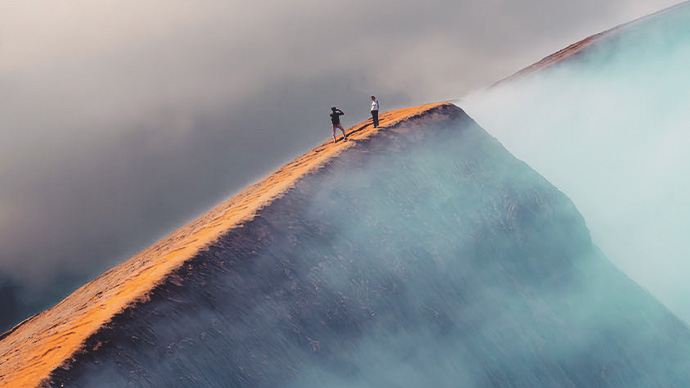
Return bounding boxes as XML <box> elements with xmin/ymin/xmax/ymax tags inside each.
<box><xmin>464</xmin><ymin>1</ymin><xmax>690</xmax><ymax>323</ymax></box>
<box><xmin>0</xmin><ymin>104</ymin><xmax>443</xmax><ymax>388</ymax></box>
<box><xmin>3</xmin><ymin>103</ymin><xmax>690</xmax><ymax>387</ymax></box>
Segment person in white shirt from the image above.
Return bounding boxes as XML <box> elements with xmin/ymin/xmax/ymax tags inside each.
<box><xmin>370</xmin><ymin>96</ymin><xmax>380</xmax><ymax>128</ymax></box>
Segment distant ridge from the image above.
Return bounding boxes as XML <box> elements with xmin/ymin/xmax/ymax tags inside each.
<box><xmin>493</xmin><ymin>0</ymin><xmax>690</xmax><ymax>86</ymax></box>
<box><xmin>0</xmin><ymin>102</ymin><xmax>456</xmax><ymax>388</ymax></box>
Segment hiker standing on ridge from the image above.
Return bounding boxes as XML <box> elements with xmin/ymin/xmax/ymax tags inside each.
<box><xmin>370</xmin><ymin>96</ymin><xmax>380</xmax><ymax>128</ymax></box>
<box><xmin>330</xmin><ymin>107</ymin><xmax>347</xmax><ymax>142</ymax></box>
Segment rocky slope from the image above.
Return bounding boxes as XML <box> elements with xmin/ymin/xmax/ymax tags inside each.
<box><xmin>3</xmin><ymin>103</ymin><xmax>690</xmax><ymax>387</ymax></box>
<box><xmin>0</xmin><ymin>103</ymin><xmax>453</xmax><ymax>387</ymax></box>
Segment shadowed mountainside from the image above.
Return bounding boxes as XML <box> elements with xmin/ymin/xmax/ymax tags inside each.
<box><xmin>3</xmin><ymin>103</ymin><xmax>690</xmax><ymax>387</ymax></box>
<box><xmin>0</xmin><ymin>103</ymin><xmax>452</xmax><ymax>388</ymax></box>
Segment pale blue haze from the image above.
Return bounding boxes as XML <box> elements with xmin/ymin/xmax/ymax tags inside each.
<box><xmin>463</xmin><ymin>1</ymin><xmax>690</xmax><ymax>323</ymax></box>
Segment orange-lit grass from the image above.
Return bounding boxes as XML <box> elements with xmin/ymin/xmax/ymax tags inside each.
<box><xmin>0</xmin><ymin>102</ymin><xmax>452</xmax><ymax>388</ymax></box>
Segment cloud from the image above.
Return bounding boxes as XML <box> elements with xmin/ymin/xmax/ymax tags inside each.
<box><xmin>0</xmin><ymin>0</ymin><xmax>682</xmax><ymax>328</ymax></box>
<box><xmin>463</xmin><ymin>1</ymin><xmax>690</xmax><ymax>323</ymax></box>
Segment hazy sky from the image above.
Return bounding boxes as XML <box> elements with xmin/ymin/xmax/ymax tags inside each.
<box><xmin>463</xmin><ymin>1</ymin><xmax>690</xmax><ymax>322</ymax></box>
<box><xmin>0</xmin><ymin>0</ymin><xmax>683</xmax><ymax>327</ymax></box>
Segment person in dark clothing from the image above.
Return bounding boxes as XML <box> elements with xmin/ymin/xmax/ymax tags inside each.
<box><xmin>370</xmin><ymin>96</ymin><xmax>380</xmax><ymax>128</ymax></box>
<box><xmin>330</xmin><ymin>107</ymin><xmax>347</xmax><ymax>142</ymax></box>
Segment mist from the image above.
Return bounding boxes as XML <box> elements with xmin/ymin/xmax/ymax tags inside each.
<box><xmin>60</xmin><ymin>111</ymin><xmax>690</xmax><ymax>387</ymax></box>
<box><xmin>0</xmin><ymin>0</ymin><xmax>683</xmax><ymax>329</ymax></box>
<box><xmin>462</xmin><ymin>1</ymin><xmax>690</xmax><ymax>323</ymax></box>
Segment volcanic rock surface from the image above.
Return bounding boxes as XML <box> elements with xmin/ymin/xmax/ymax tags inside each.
<box><xmin>3</xmin><ymin>103</ymin><xmax>690</xmax><ymax>387</ymax></box>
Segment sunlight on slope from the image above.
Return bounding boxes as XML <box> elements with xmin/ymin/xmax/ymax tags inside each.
<box><xmin>0</xmin><ymin>103</ymin><xmax>448</xmax><ymax>388</ymax></box>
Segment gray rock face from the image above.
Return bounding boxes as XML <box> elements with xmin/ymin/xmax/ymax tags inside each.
<box><xmin>51</xmin><ymin>106</ymin><xmax>690</xmax><ymax>387</ymax></box>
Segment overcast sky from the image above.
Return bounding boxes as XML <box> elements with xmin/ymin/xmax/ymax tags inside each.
<box><xmin>0</xmin><ymin>0</ymin><xmax>682</xmax><ymax>328</ymax></box>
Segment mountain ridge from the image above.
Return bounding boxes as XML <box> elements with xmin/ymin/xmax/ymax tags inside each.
<box><xmin>39</xmin><ymin>101</ymin><xmax>690</xmax><ymax>387</ymax></box>
<box><xmin>0</xmin><ymin>102</ymin><xmax>457</xmax><ymax>388</ymax></box>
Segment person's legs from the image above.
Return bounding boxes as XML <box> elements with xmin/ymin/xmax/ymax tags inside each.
<box><xmin>371</xmin><ymin>110</ymin><xmax>379</xmax><ymax>127</ymax></box>
<box><xmin>332</xmin><ymin>125</ymin><xmax>338</xmax><ymax>142</ymax></box>
<box><xmin>337</xmin><ymin>124</ymin><xmax>347</xmax><ymax>139</ymax></box>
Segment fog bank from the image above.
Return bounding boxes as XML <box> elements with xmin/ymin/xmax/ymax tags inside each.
<box><xmin>463</xmin><ymin>1</ymin><xmax>690</xmax><ymax>323</ymax></box>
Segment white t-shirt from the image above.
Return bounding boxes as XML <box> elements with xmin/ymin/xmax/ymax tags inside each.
<box><xmin>371</xmin><ymin>99</ymin><xmax>380</xmax><ymax>111</ymax></box>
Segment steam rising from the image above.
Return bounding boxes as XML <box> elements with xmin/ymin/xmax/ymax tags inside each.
<box><xmin>57</xmin><ymin>114</ymin><xmax>690</xmax><ymax>387</ymax></box>
<box><xmin>0</xmin><ymin>0</ymin><xmax>683</xmax><ymax>330</ymax></box>
<box><xmin>462</xmin><ymin>2</ymin><xmax>690</xmax><ymax>323</ymax></box>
